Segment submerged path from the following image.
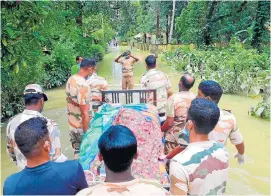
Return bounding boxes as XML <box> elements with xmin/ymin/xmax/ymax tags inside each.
<box><xmin>1</xmin><ymin>46</ymin><xmax>270</xmax><ymax>194</ymax></box>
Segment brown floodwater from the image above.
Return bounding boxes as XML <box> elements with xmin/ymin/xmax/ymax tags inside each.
<box><xmin>1</xmin><ymin>46</ymin><xmax>270</xmax><ymax>194</ymax></box>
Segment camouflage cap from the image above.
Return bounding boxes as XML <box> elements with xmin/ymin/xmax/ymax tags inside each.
<box><xmin>24</xmin><ymin>84</ymin><xmax>48</xmax><ymax>101</ymax></box>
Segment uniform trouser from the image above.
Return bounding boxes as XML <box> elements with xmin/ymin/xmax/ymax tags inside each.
<box><xmin>69</xmin><ymin>126</ymin><xmax>84</xmax><ymax>157</ymax></box>
<box><xmin>164</xmin><ymin>130</ymin><xmax>180</xmax><ymax>173</ymax></box>
<box><xmin>122</xmin><ymin>75</ymin><xmax>134</xmax><ymax>90</ymax></box>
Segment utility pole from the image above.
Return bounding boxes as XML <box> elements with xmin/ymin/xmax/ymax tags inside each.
<box><xmin>169</xmin><ymin>0</ymin><xmax>176</xmax><ymax>43</ymax></box>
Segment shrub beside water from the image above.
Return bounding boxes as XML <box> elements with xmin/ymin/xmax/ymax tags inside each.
<box><xmin>161</xmin><ymin>41</ymin><xmax>270</xmax><ymax>119</ymax></box>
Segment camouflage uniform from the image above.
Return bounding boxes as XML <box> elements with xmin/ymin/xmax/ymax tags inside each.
<box><xmin>66</xmin><ymin>75</ymin><xmax>92</xmax><ymax>155</ymax></box>
<box><xmin>178</xmin><ymin>110</ymin><xmax>244</xmax><ymax>146</ymax></box>
<box><xmin>118</xmin><ymin>57</ymin><xmax>136</xmax><ymax>90</ymax></box>
<box><xmin>140</xmin><ymin>69</ymin><xmax>173</xmax><ymax>114</ymax></box>
<box><xmin>170</xmin><ymin>140</ymin><xmax>229</xmax><ymax>195</ymax></box>
<box><xmin>164</xmin><ymin>91</ymin><xmax>196</xmax><ymax>154</ymax></box>
<box><xmin>6</xmin><ymin>114</ymin><xmax>61</xmax><ymax>170</ymax></box>
<box><xmin>87</xmin><ymin>73</ymin><xmax>109</xmax><ymax>112</ymax></box>
<box><xmin>76</xmin><ymin>179</ymin><xmax>169</xmax><ymax>195</ymax></box>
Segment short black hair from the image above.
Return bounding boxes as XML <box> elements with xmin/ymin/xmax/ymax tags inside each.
<box><xmin>80</xmin><ymin>58</ymin><xmax>96</xmax><ymax>68</ymax></box>
<box><xmin>145</xmin><ymin>55</ymin><xmax>156</xmax><ymax>68</ymax></box>
<box><xmin>187</xmin><ymin>98</ymin><xmax>220</xmax><ymax>135</ymax></box>
<box><xmin>76</xmin><ymin>56</ymin><xmax>81</xmax><ymax>61</ymax></box>
<box><xmin>24</xmin><ymin>94</ymin><xmax>43</xmax><ymax>106</ymax></box>
<box><xmin>15</xmin><ymin>117</ymin><xmax>49</xmax><ymax>158</ymax></box>
<box><xmin>98</xmin><ymin>125</ymin><xmax>137</xmax><ymax>173</ymax></box>
<box><xmin>198</xmin><ymin>80</ymin><xmax>223</xmax><ymax>103</ymax></box>
<box><xmin>180</xmin><ymin>74</ymin><xmax>195</xmax><ymax>90</ymax></box>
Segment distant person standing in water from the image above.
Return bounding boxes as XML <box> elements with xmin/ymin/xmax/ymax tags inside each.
<box><xmin>115</xmin><ymin>50</ymin><xmax>139</xmax><ymax>90</ymax></box>
<box><xmin>71</xmin><ymin>56</ymin><xmax>83</xmax><ymax>76</ymax></box>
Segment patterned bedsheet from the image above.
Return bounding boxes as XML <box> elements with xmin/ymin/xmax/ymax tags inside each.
<box><xmin>79</xmin><ymin>103</ymin><xmax>169</xmax><ymax>186</ymax></box>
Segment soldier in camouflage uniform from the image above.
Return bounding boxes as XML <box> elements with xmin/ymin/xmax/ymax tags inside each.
<box><xmin>170</xmin><ymin>98</ymin><xmax>229</xmax><ymax>195</ymax></box>
<box><xmin>161</xmin><ymin>74</ymin><xmax>196</xmax><ymax>155</ymax></box>
<box><xmin>197</xmin><ymin>80</ymin><xmax>245</xmax><ymax>164</ymax></box>
<box><xmin>115</xmin><ymin>50</ymin><xmax>139</xmax><ymax>90</ymax></box>
<box><xmin>87</xmin><ymin>64</ymin><xmax>109</xmax><ymax>113</ymax></box>
<box><xmin>66</xmin><ymin>58</ymin><xmax>94</xmax><ymax>159</ymax></box>
<box><xmin>163</xmin><ymin>80</ymin><xmax>245</xmax><ymax>165</ymax></box>
<box><xmin>140</xmin><ymin>55</ymin><xmax>173</xmax><ymax>117</ymax></box>
<box><xmin>6</xmin><ymin>84</ymin><xmax>62</xmax><ymax>170</ymax></box>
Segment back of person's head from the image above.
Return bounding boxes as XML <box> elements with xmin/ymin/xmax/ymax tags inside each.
<box><xmin>198</xmin><ymin>80</ymin><xmax>223</xmax><ymax>104</ymax></box>
<box><xmin>187</xmin><ymin>98</ymin><xmax>220</xmax><ymax>135</ymax></box>
<box><xmin>15</xmin><ymin>117</ymin><xmax>50</xmax><ymax>159</ymax></box>
<box><xmin>98</xmin><ymin>125</ymin><xmax>137</xmax><ymax>173</ymax></box>
<box><xmin>145</xmin><ymin>55</ymin><xmax>156</xmax><ymax>69</ymax></box>
<box><xmin>180</xmin><ymin>74</ymin><xmax>195</xmax><ymax>90</ymax></box>
<box><xmin>24</xmin><ymin>94</ymin><xmax>43</xmax><ymax>106</ymax></box>
<box><xmin>80</xmin><ymin>58</ymin><xmax>96</xmax><ymax>68</ymax></box>
<box><xmin>23</xmin><ymin>84</ymin><xmax>47</xmax><ymax>112</ymax></box>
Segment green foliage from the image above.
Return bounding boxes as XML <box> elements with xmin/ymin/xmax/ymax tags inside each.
<box><xmin>89</xmin><ymin>44</ymin><xmax>105</xmax><ymax>61</ymax></box>
<box><xmin>250</xmin><ymin>85</ymin><xmax>270</xmax><ymax>120</ymax></box>
<box><xmin>42</xmin><ymin>39</ymin><xmax>75</xmax><ymax>89</ymax></box>
<box><xmin>162</xmin><ymin>41</ymin><xmax>270</xmax><ymax>120</ymax></box>
<box><xmin>1</xmin><ymin>61</ymin><xmax>45</xmax><ymax>118</ymax></box>
<box><xmin>175</xmin><ymin>1</ymin><xmax>270</xmax><ymax>49</ymax></box>
<box><xmin>162</xmin><ymin>41</ymin><xmax>270</xmax><ymax>95</ymax></box>
<box><xmin>176</xmin><ymin>2</ymin><xmax>207</xmax><ymax>45</ymax></box>
<box><xmin>1</xmin><ymin>1</ymin><xmax>114</xmax><ymax>119</ymax></box>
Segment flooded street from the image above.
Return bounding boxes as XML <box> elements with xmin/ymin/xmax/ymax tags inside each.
<box><xmin>1</xmin><ymin>46</ymin><xmax>270</xmax><ymax>194</ymax></box>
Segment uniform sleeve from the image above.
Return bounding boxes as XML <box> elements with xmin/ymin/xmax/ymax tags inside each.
<box><xmin>166</xmin><ymin>96</ymin><xmax>175</xmax><ymax>117</ymax></box>
<box><xmin>102</xmin><ymin>80</ymin><xmax>109</xmax><ymax>91</ymax></box>
<box><xmin>229</xmin><ymin>117</ymin><xmax>243</xmax><ymax>145</ymax></box>
<box><xmin>77</xmin><ymin>162</ymin><xmax>88</xmax><ymax>191</ymax></box>
<box><xmin>169</xmin><ymin>159</ymin><xmax>189</xmax><ymax>195</ymax></box>
<box><xmin>47</xmin><ymin>120</ymin><xmax>61</xmax><ymax>149</ymax></box>
<box><xmin>103</xmin><ymin>80</ymin><xmax>110</xmax><ymax>102</ymax></box>
<box><xmin>6</xmin><ymin>122</ymin><xmax>16</xmax><ymax>162</ymax></box>
<box><xmin>165</xmin><ymin>74</ymin><xmax>173</xmax><ymax>95</ymax></box>
<box><xmin>78</xmin><ymin>84</ymin><xmax>91</xmax><ymax>105</ymax></box>
<box><xmin>118</xmin><ymin>58</ymin><xmax>123</xmax><ymax>64</ymax></box>
<box><xmin>51</xmin><ymin>127</ymin><xmax>61</xmax><ymax>149</ymax></box>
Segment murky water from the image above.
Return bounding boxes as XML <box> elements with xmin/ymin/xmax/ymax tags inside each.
<box><xmin>1</xmin><ymin>46</ymin><xmax>270</xmax><ymax>194</ymax></box>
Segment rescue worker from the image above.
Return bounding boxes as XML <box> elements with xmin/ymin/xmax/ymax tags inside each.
<box><xmin>140</xmin><ymin>55</ymin><xmax>173</xmax><ymax>119</ymax></box>
<box><xmin>6</xmin><ymin>84</ymin><xmax>63</xmax><ymax>170</ymax></box>
<box><xmin>115</xmin><ymin>50</ymin><xmax>139</xmax><ymax>90</ymax></box>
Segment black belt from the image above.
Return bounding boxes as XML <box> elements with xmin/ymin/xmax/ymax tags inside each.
<box><xmin>159</xmin><ymin>113</ymin><xmax>165</xmax><ymax>117</ymax></box>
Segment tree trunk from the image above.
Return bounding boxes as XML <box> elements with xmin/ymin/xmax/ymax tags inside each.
<box><xmin>144</xmin><ymin>33</ymin><xmax>147</xmax><ymax>43</ymax></box>
<box><xmin>155</xmin><ymin>4</ymin><xmax>160</xmax><ymax>57</ymax></box>
<box><xmin>251</xmin><ymin>1</ymin><xmax>270</xmax><ymax>51</ymax></box>
<box><xmin>166</xmin><ymin>14</ymin><xmax>169</xmax><ymax>44</ymax></box>
<box><xmin>169</xmin><ymin>0</ymin><xmax>176</xmax><ymax>43</ymax></box>
<box><xmin>75</xmin><ymin>2</ymin><xmax>83</xmax><ymax>26</ymax></box>
<box><xmin>203</xmin><ymin>1</ymin><xmax>217</xmax><ymax>45</ymax></box>
<box><xmin>156</xmin><ymin>5</ymin><xmax>160</xmax><ymax>43</ymax></box>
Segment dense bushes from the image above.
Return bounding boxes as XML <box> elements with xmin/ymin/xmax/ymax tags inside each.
<box><xmin>1</xmin><ymin>2</ymin><xmax>114</xmax><ymax>119</ymax></box>
<box><xmin>161</xmin><ymin>41</ymin><xmax>270</xmax><ymax>119</ymax></box>
<box><xmin>89</xmin><ymin>44</ymin><xmax>105</xmax><ymax>61</ymax></box>
<box><xmin>1</xmin><ymin>62</ymin><xmax>45</xmax><ymax>118</ymax></box>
